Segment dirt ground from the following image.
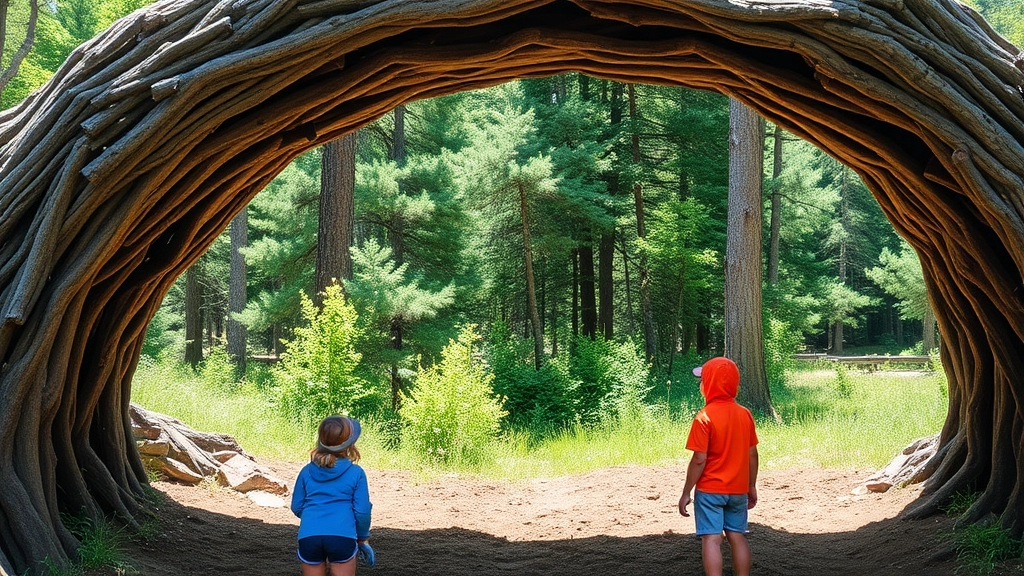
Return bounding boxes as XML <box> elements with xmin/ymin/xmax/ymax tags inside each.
<box><xmin>107</xmin><ymin>456</ymin><xmax>1008</xmax><ymax>576</ymax></box>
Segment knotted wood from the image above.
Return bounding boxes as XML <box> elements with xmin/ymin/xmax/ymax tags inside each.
<box><xmin>1</xmin><ymin>0</ymin><xmax>1022</xmax><ymax>572</ymax></box>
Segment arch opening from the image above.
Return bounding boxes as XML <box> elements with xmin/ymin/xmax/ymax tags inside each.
<box><xmin>1</xmin><ymin>0</ymin><xmax>1023</xmax><ymax>572</ymax></box>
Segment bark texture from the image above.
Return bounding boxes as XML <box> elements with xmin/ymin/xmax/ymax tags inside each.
<box><xmin>0</xmin><ymin>0</ymin><xmax>1023</xmax><ymax>572</ymax></box>
<box><xmin>314</xmin><ymin>131</ymin><xmax>357</xmax><ymax>307</ymax></box>
<box><xmin>227</xmin><ymin>208</ymin><xmax>247</xmax><ymax>367</ymax></box>
<box><xmin>724</xmin><ymin>98</ymin><xmax>771</xmax><ymax>413</ymax></box>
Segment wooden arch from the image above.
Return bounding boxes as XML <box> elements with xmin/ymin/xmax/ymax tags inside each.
<box><xmin>1</xmin><ymin>0</ymin><xmax>1023</xmax><ymax>572</ymax></box>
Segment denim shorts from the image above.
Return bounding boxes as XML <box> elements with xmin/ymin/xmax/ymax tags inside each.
<box><xmin>297</xmin><ymin>535</ymin><xmax>358</xmax><ymax>564</ymax></box>
<box><xmin>694</xmin><ymin>490</ymin><xmax>748</xmax><ymax>535</ymax></box>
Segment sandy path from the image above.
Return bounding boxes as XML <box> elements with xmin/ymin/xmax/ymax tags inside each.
<box><xmin>109</xmin><ymin>458</ymin><xmax>980</xmax><ymax>576</ymax></box>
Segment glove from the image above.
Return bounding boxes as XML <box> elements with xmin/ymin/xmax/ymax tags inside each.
<box><xmin>357</xmin><ymin>541</ymin><xmax>376</xmax><ymax>567</ymax></box>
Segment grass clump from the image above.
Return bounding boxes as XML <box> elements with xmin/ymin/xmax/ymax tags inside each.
<box><xmin>952</xmin><ymin>524</ymin><xmax>1022</xmax><ymax>576</ymax></box>
<box><xmin>131</xmin><ymin>354</ymin><xmax>315</xmax><ymax>459</ymax></box>
<box><xmin>43</xmin><ymin>515</ymin><xmax>136</xmax><ymax>575</ymax></box>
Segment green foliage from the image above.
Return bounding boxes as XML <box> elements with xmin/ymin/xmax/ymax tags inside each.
<box><xmin>487</xmin><ymin>322</ymin><xmax>577</xmax><ymax>430</ymax></box>
<box><xmin>942</xmin><ymin>490</ymin><xmax>980</xmax><ymax>517</ymax></box>
<box><xmin>46</xmin><ymin>515</ymin><xmax>132</xmax><ymax>575</ymax></box>
<box><xmin>764</xmin><ymin>315</ymin><xmax>801</xmax><ymax>389</ymax></box>
<box><xmin>829</xmin><ymin>364</ymin><xmax>854</xmax><ymax>398</ymax></box>
<box><xmin>820</xmin><ymin>278</ymin><xmax>875</xmax><ymax>328</ymax></box>
<box><xmin>400</xmin><ymin>325</ymin><xmax>506</xmax><ymax>464</ymax></box>
<box><xmin>346</xmin><ymin>238</ymin><xmax>456</xmax><ymax>384</ymax></box>
<box><xmin>952</xmin><ymin>524</ymin><xmax>1022</xmax><ymax>576</ymax></box>
<box><xmin>488</xmin><ymin>322</ymin><xmax>654</xmax><ymax>430</ymax></box>
<box><xmin>198</xmin><ymin>347</ymin><xmax>237</xmax><ymax>389</ymax></box>
<box><xmin>141</xmin><ymin>306</ymin><xmax>180</xmax><ymax>359</ymax></box>
<box><xmin>273</xmin><ymin>284</ymin><xmax>380</xmax><ymax>423</ymax></box>
<box><xmin>237</xmin><ymin>152</ymin><xmax>320</xmax><ymax>337</ymax></box>
<box><xmin>865</xmin><ymin>239</ymin><xmax>929</xmax><ymax>320</ymax></box>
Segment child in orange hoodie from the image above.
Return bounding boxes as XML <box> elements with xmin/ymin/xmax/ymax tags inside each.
<box><xmin>678</xmin><ymin>357</ymin><xmax>760</xmax><ymax>576</ymax></box>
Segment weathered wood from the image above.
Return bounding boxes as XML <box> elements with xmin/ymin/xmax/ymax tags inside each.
<box><xmin>0</xmin><ymin>0</ymin><xmax>1023</xmax><ymax>572</ymax></box>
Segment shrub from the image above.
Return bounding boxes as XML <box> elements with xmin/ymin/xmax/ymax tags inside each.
<box><xmin>141</xmin><ymin>305</ymin><xmax>181</xmax><ymax>360</ymax></box>
<box><xmin>274</xmin><ymin>284</ymin><xmax>382</xmax><ymax>424</ymax></box>
<box><xmin>569</xmin><ymin>336</ymin><xmax>654</xmax><ymax>424</ymax></box>
<box><xmin>764</xmin><ymin>315</ymin><xmax>801</xmax><ymax>390</ymax></box>
<box><xmin>199</xmin><ymin>346</ymin><xmax>237</xmax><ymax>389</ymax></box>
<box><xmin>599</xmin><ymin>338</ymin><xmax>654</xmax><ymax>423</ymax></box>
<box><xmin>488</xmin><ymin>322</ymin><xmax>577</xmax><ymax>430</ymax></box>
<box><xmin>401</xmin><ymin>325</ymin><xmax>506</xmax><ymax>464</ymax></box>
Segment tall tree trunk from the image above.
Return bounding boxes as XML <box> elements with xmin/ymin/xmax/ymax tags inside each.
<box><xmin>619</xmin><ymin>236</ymin><xmax>636</xmax><ymax>335</ymax></box>
<box><xmin>579</xmin><ymin>244</ymin><xmax>597</xmax><ymax>339</ymax></box>
<box><xmin>314</xmin><ymin>132</ymin><xmax>357</xmax><ymax>307</ymax></box>
<box><xmin>519</xmin><ymin>183</ymin><xmax>544</xmax><ymax>370</ymax></box>
<box><xmin>184</xmin><ymin>266</ymin><xmax>203</xmax><ymax>367</ymax></box>
<box><xmin>629</xmin><ymin>83</ymin><xmax>657</xmax><ymax>363</ymax></box>
<box><xmin>834</xmin><ymin>166</ymin><xmax>850</xmax><ymax>355</ymax></box>
<box><xmin>598</xmin><ymin>231</ymin><xmax>614</xmax><ymax>339</ymax></box>
<box><xmin>0</xmin><ymin>0</ymin><xmax>38</xmax><ymax>95</ymax></box>
<box><xmin>923</xmin><ymin>306</ymin><xmax>936</xmax><ymax>353</ymax></box>
<box><xmin>571</xmin><ymin>248</ymin><xmax>579</xmax><ymax>339</ymax></box>
<box><xmin>389</xmin><ymin>105</ymin><xmax>407</xmax><ymax>264</ymax></box>
<box><xmin>227</xmin><ymin>208</ymin><xmax>246</xmax><ymax>368</ymax></box>
<box><xmin>725</xmin><ymin>99</ymin><xmax>772</xmax><ymax>415</ymax></box>
<box><xmin>768</xmin><ymin>125</ymin><xmax>784</xmax><ymax>287</ymax></box>
<box><xmin>550</xmin><ymin>284</ymin><xmax>559</xmax><ymax>357</ymax></box>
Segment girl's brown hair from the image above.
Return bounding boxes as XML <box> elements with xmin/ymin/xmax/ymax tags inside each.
<box><xmin>310</xmin><ymin>416</ymin><xmax>361</xmax><ymax>468</ymax></box>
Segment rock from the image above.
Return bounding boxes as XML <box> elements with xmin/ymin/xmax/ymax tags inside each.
<box><xmin>248</xmin><ymin>491</ymin><xmax>287</xmax><ymax>508</ymax></box>
<box><xmin>857</xmin><ymin>433</ymin><xmax>939</xmax><ymax>494</ymax></box>
<box><xmin>217</xmin><ymin>454</ymin><xmax>289</xmax><ymax>494</ymax></box>
<box><xmin>161</xmin><ymin>457</ymin><xmax>204</xmax><ymax>484</ymax></box>
<box><xmin>138</xmin><ymin>437</ymin><xmax>171</xmax><ymax>457</ymax></box>
<box><xmin>211</xmin><ymin>450</ymin><xmax>241</xmax><ymax>463</ymax></box>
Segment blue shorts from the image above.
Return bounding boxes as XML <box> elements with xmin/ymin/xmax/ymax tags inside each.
<box><xmin>297</xmin><ymin>536</ymin><xmax>358</xmax><ymax>564</ymax></box>
<box><xmin>694</xmin><ymin>490</ymin><xmax>748</xmax><ymax>535</ymax></box>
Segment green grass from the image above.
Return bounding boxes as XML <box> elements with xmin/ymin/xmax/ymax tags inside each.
<box><xmin>45</xmin><ymin>516</ymin><xmax>136</xmax><ymax>576</ymax></box>
<box><xmin>758</xmin><ymin>366</ymin><xmax>947</xmax><ymax>469</ymax></box>
<box><xmin>131</xmin><ymin>356</ymin><xmax>316</xmax><ymax>459</ymax></box>
<box><xmin>130</xmin><ymin>357</ymin><xmax>949</xmax><ymax>480</ymax></box>
<box><xmin>950</xmin><ymin>524</ymin><xmax>1023</xmax><ymax>576</ymax></box>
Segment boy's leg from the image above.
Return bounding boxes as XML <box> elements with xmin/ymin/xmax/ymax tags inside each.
<box><xmin>725</xmin><ymin>530</ymin><xmax>751</xmax><ymax>576</ymax></box>
<box><xmin>701</xmin><ymin>533</ymin><xmax>724</xmax><ymax>576</ymax></box>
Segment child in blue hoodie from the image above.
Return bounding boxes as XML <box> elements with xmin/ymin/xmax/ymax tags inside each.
<box><xmin>291</xmin><ymin>416</ymin><xmax>374</xmax><ymax>575</ymax></box>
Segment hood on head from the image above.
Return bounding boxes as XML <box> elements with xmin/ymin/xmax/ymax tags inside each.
<box><xmin>308</xmin><ymin>457</ymin><xmax>353</xmax><ymax>482</ymax></box>
<box><xmin>696</xmin><ymin>357</ymin><xmax>740</xmax><ymax>403</ymax></box>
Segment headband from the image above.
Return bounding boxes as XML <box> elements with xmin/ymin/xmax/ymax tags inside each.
<box><xmin>318</xmin><ymin>418</ymin><xmax>361</xmax><ymax>453</ymax></box>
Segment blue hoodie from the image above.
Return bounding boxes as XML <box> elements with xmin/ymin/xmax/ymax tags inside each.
<box><xmin>290</xmin><ymin>459</ymin><xmax>372</xmax><ymax>540</ymax></box>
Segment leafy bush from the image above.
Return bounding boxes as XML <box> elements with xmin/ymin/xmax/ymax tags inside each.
<box><xmin>401</xmin><ymin>325</ymin><xmax>506</xmax><ymax>463</ymax></box>
<box><xmin>274</xmin><ymin>284</ymin><xmax>382</xmax><ymax>424</ymax></box>
<box><xmin>830</xmin><ymin>364</ymin><xmax>854</xmax><ymax>398</ymax></box>
<box><xmin>569</xmin><ymin>336</ymin><xmax>653</xmax><ymax>424</ymax></box>
<box><xmin>199</xmin><ymin>347</ymin><xmax>237</xmax><ymax>389</ymax></box>
<box><xmin>598</xmin><ymin>338</ymin><xmax>654</xmax><ymax>423</ymax></box>
<box><xmin>488</xmin><ymin>322</ymin><xmax>577</xmax><ymax>430</ymax></box>
<box><xmin>488</xmin><ymin>326</ymin><xmax>654</xmax><ymax>430</ymax></box>
<box><xmin>764</xmin><ymin>315</ymin><xmax>801</xmax><ymax>390</ymax></box>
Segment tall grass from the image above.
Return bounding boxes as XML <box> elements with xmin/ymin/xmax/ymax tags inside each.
<box><xmin>130</xmin><ymin>356</ymin><xmax>948</xmax><ymax>479</ymax></box>
<box><xmin>759</xmin><ymin>366</ymin><xmax>948</xmax><ymax>469</ymax></box>
<box><xmin>131</xmin><ymin>356</ymin><xmax>316</xmax><ymax>459</ymax></box>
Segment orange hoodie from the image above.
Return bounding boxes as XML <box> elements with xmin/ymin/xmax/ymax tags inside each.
<box><xmin>686</xmin><ymin>357</ymin><xmax>759</xmax><ymax>494</ymax></box>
